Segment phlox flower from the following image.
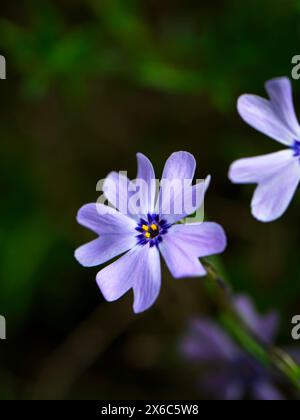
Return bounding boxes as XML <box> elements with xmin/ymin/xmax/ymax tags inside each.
<box><xmin>75</xmin><ymin>151</ymin><xmax>226</xmax><ymax>313</ymax></box>
<box><xmin>229</xmin><ymin>77</ymin><xmax>300</xmax><ymax>222</ymax></box>
<box><xmin>180</xmin><ymin>295</ymin><xmax>283</xmax><ymax>400</ymax></box>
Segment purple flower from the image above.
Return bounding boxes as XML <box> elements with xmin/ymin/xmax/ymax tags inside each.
<box><xmin>75</xmin><ymin>152</ymin><xmax>227</xmax><ymax>313</ymax></box>
<box><xmin>229</xmin><ymin>77</ymin><xmax>300</xmax><ymax>222</ymax></box>
<box><xmin>180</xmin><ymin>295</ymin><xmax>283</xmax><ymax>400</ymax></box>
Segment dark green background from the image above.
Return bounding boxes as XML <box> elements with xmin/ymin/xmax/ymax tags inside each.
<box><xmin>0</xmin><ymin>0</ymin><xmax>300</xmax><ymax>399</ymax></box>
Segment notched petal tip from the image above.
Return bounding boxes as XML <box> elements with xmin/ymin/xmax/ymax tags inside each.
<box><xmin>96</xmin><ymin>270</ymin><xmax>120</xmax><ymax>302</ymax></box>
<box><xmin>265</xmin><ymin>76</ymin><xmax>290</xmax><ymax>90</ymax></box>
<box><xmin>76</xmin><ymin>202</ymin><xmax>95</xmax><ymax>223</ymax></box>
<box><xmin>236</xmin><ymin>93</ymin><xmax>258</xmax><ymax>114</ymax></box>
<box><xmin>236</xmin><ymin>78</ymin><xmax>299</xmax><ymax>146</ymax></box>
<box><xmin>74</xmin><ymin>246</ymin><xmax>96</xmax><ymax>268</ymax></box>
<box><xmin>133</xmin><ymin>301</ymin><xmax>152</xmax><ymax>314</ymax></box>
<box><xmin>250</xmin><ymin>159</ymin><xmax>300</xmax><ymax>223</ymax></box>
<box><xmin>103</xmin><ymin>171</ymin><xmax>118</xmax><ymax>191</ymax></box>
<box><xmin>74</xmin><ymin>248</ymin><xmax>83</xmax><ymax>265</ymax></box>
<box><xmin>228</xmin><ymin>160</ymin><xmax>241</xmax><ymax>184</ymax></box>
<box><xmin>251</xmin><ymin>195</ymin><xmax>287</xmax><ymax>223</ymax></box>
<box><xmin>250</xmin><ymin>205</ymin><xmax>280</xmax><ymax>223</ymax></box>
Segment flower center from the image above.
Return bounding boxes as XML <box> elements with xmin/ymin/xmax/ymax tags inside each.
<box><xmin>136</xmin><ymin>214</ymin><xmax>170</xmax><ymax>247</ymax></box>
<box><xmin>292</xmin><ymin>140</ymin><xmax>300</xmax><ymax>157</ymax></box>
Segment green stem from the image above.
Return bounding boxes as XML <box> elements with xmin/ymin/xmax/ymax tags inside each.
<box><xmin>203</xmin><ymin>260</ymin><xmax>300</xmax><ymax>392</ymax></box>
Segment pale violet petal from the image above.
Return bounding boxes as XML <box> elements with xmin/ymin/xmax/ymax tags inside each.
<box><xmin>160</xmin><ymin>151</ymin><xmax>196</xmax><ymax>183</ymax></box>
<box><xmin>252</xmin><ymin>382</ymin><xmax>284</xmax><ymax>401</ymax></box>
<box><xmin>229</xmin><ymin>150</ymin><xmax>294</xmax><ymax>184</ymax></box>
<box><xmin>265</xmin><ymin>77</ymin><xmax>300</xmax><ymax>140</ymax></box>
<box><xmin>181</xmin><ymin>318</ymin><xmax>237</xmax><ymax>363</ymax></box>
<box><xmin>96</xmin><ymin>245</ymin><xmax>161</xmax><ymax>313</ymax></box>
<box><xmin>234</xmin><ymin>295</ymin><xmax>279</xmax><ymax>344</ymax></box>
<box><xmin>251</xmin><ymin>159</ymin><xmax>300</xmax><ymax>222</ymax></box>
<box><xmin>103</xmin><ymin>172</ymin><xmax>139</xmax><ymax>219</ymax></box>
<box><xmin>165</xmin><ymin>222</ymin><xmax>227</xmax><ymax>257</ymax></box>
<box><xmin>238</xmin><ymin>94</ymin><xmax>296</xmax><ymax>146</ymax></box>
<box><xmin>133</xmin><ymin>245</ymin><xmax>161</xmax><ymax>313</ymax></box>
<box><xmin>157</xmin><ymin>152</ymin><xmax>196</xmax><ymax>217</ymax></box>
<box><xmin>76</xmin><ymin>203</ymin><xmax>137</xmax><ymax>235</ymax></box>
<box><xmin>75</xmin><ymin>234</ymin><xmax>136</xmax><ymax>267</ymax></box>
<box><xmin>159</xmin><ymin>233</ymin><xmax>207</xmax><ymax>278</ymax></box>
<box><xmin>135</xmin><ymin>153</ymin><xmax>156</xmax><ymax>215</ymax></box>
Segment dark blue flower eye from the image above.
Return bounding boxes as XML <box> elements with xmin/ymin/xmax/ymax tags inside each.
<box><xmin>136</xmin><ymin>214</ymin><xmax>171</xmax><ymax>247</ymax></box>
<box><xmin>292</xmin><ymin>140</ymin><xmax>300</xmax><ymax>157</ymax></box>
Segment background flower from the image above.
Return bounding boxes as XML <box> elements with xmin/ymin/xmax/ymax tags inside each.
<box><xmin>229</xmin><ymin>77</ymin><xmax>300</xmax><ymax>222</ymax></box>
<box><xmin>180</xmin><ymin>295</ymin><xmax>284</xmax><ymax>400</ymax></box>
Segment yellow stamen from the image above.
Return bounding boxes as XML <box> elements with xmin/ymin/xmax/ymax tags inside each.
<box><xmin>142</xmin><ymin>224</ymin><xmax>149</xmax><ymax>231</ymax></box>
<box><xmin>145</xmin><ymin>232</ymin><xmax>151</xmax><ymax>238</ymax></box>
<box><xmin>151</xmin><ymin>223</ymin><xmax>158</xmax><ymax>231</ymax></box>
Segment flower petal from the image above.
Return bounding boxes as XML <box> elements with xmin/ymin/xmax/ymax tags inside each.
<box><xmin>133</xmin><ymin>246</ymin><xmax>161</xmax><ymax>313</ymax></box>
<box><xmin>157</xmin><ymin>152</ymin><xmax>196</xmax><ymax>216</ymax></box>
<box><xmin>159</xmin><ymin>231</ymin><xmax>207</xmax><ymax>278</ymax></box>
<box><xmin>265</xmin><ymin>77</ymin><xmax>300</xmax><ymax>141</ymax></box>
<box><xmin>156</xmin><ymin>151</ymin><xmax>209</xmax><ymax>224</ymax></box>
<box><xmin>252</xmin><ymin>382</ymin><xmax>284</xmax><ymax>401</ymax></box>
<box><xmin>234</xmin><ymin>295</ymin><xmax>279</xmax><ymax>344</ymax></box>
<box><xmin>96</xmin><ymin>245</ymin><xmax>161</xmax><ymax>313</ymax></box>
<box><xmin>237</xmin><ymin>93</ymin><xmax>296</xmax><ymax>146</ymax></box>
<box><xmin>163</xmin><ymin>176</ymin><xmax>210</xmax><ymax>224</ymax></box>
<box><xmin>135</xmin><ymin>153</ymin><xmax>156</xmax><ymax>215</ymax></box>
<box><xmin>251</xmin><ymin>159</ymin><xmax>300</xmax><ymax>222</ymax></box>
<box><xmin>181</xmin><ymin>318</ymin><xmax>237</xmax><ymax>363</ymax></box>
<box><xmin>76</xmin><ymin>203</ymin><xmax>137</xmax><ymax>235</ymax></box>
<box><xmin>75</xmin><ymin>234</ymin><xmax>136</xmax><ymax>267</ymax></box>
<box><xmin>229</xmin><ymin>150</ymin><xmax>294</xmax><ymax>184</ymax></box>
<box><xmin>160</xmin><ymin>151</ymin><xmax>196</xmax><ymax>182</ymax></box>
<box><xmin>167</xmin><ymin>222</ymin><xmax>227</xmax><ymax>258</ymax></box>
<box><xmin>103</xmin><ymin>171</ymin><xmax>139</xmax><ymax>219</ymax></box>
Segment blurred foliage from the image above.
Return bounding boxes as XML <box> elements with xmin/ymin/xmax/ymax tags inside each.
<box><xmin>0</xmin><ymin>0</ymin><xmax>300</xmax><ymax>400</ymax></box>
<box><xmin>1</xmin><ymin>0</ymin><xmax>299</xmax><ymax>105</ymax></box>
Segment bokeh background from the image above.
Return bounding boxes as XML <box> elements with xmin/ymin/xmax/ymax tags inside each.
<box><xmin>1</xmin><ymin>0</ymin><xmax>300</xmax><ymax>400</ymax></box>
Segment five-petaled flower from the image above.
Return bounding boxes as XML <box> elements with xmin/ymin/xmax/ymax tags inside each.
<box><xmin>229</xmin><ymin>77</ymin><xmax>300</xmax><ymax>222</ymax></box>
<box><xmin>75</xmin><ymin>152</ymin><xmax>227</xmax><ymax>313</ymax></box>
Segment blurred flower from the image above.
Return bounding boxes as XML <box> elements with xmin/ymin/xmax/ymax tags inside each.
<box><xmin>180</xmin><ymin>295</ymin><xmax>283</xmax><ymax>400</ymax></box>
<box><xmin>229</xmin><ymin>77</ymin><xmax>300</xmax><ymax>222</ymax></box>
<box><xmin>75</xmin><ymin>151</ymin><xmax>226</xmax><ymax>313</ymax></box>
